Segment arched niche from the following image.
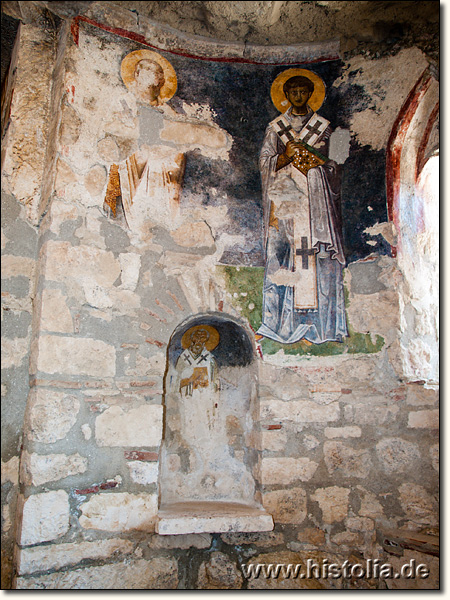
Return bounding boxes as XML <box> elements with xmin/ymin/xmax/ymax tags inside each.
<box><xmin>386</xmin><ymin>67</ymin><xmax>439</xmax><ymax>383</ymax></box>
<box><xmin>156</xmin><ymin>313</ymin><xmax>273</xmax><ymax>535</ymax></box>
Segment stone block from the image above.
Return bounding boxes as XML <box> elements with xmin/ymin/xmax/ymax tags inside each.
<box><xmin>1</xmin><ymin>456</ymin><xmax>19</xmax><ymax>485</ymax></box>
<box><xmin>36</xmin><ymin>335</ymin><xmax>116</xmax><ymax>378</ymax></box>
<box><xmin>17</xmin><ymin>539</ymin><xmax>134</xmax><ymax>575</ymax></box>
<box><xmin>25</xmin><ymin>388</ymin><xmax>80</xmax><ymax>443</ymax></box>
<box><xmin>127</xmin><ymin>461</ymin><xmax>158</xmax><ymax>485</ymax></box>
<box><xmin>221</xmin><ymin>531</ymin><xmax>284</xmax><ymax>547</ymax></box>
<box><xmin>15</xmin><ymin>558</ymin><xmax>178</xmax><ymax>589</ymax></box>
<box><xmin>324</xmin><ymin>426</ymin><xmax>361</xmax><ymax>439</ymax></box>
<box><xmin>79</xmin><ymin>492</ymin><xmax>158</xmax><ymax>532</ymax></box>
<box><xmin>262</xmin><ymin>488</ymin><xmax>307</xmax><ymax>524</ymax></box>
<box><xmin>197</xmin><ymin>551</ymin><xmax>243</xmax><ymax>589</ymax></box>
<box><xmin>408</xmin><ymin>410</ymin><xmax>439</xmax><ymax>429</ymax></box>
<box><xmin>95</xmin><ymin>405</ymin><xmax>163</xmax><ymax>447</ymax></box>
<box><xmin>376</xmin><ymin>437</ymin><xmax>421</xmax><ymax>473</ymax></box>
<box><xmin>156</xmin><ymin>502</ymin><xmax>273</xmax><ymax>535</ymax></box>
<box><xmin>297</xmin><ymin>527</ymin><xmax>326</xmax><ymax>546</ymax></box>
<box><xmin>261</xmin><ymin>399</ymin><xmax>340</xmax><ymax>423</ymax></box>
<box><xmin>40</xmin><ymin>289</ymin><xmax>73</xmax><ymax>333</ymax></box>
<box><xmin>42</xmin><ymin>241</ymin><xmax>121</xmax><ymax>289</ymax></box>
<box><xmin>398</xmin><ymin>484</ymin><xmax>438</xmax><ymax>526</ymax></box>
<box><xmin>324</xmin><ymin>441</ymin><xmax>372</xmax><ymax>478</ymax></box>
<box><xmin>118</xmin><ymin>253</ymin><xmax>141</xmax><ymax>291</ymax></box>
<box><xmin>261</xmin><ymin>457</ymin><xmax>318</xmax><ymax>485</ymax></box>
<box><xmin>20</xmin><ymin>451</ymin><xmax>87</xmax><ymax>486</ymax></box>
<box><xmin>310</xmin><ymin>487</ymin><xmax>350</xmax><ymax>524</ymax></box>
<box><xmin>406</xmin><ymin>384</ymin><xmax>439</xmax><ymax>406</ymax></box>
<box><xmin>19</xmin><ymin>491</ymin><xmax>70</xmax><ymax>546</ymax></box>
<box><xmin>259</xmin><ymin>430</ymin><xmax>287</xmax><ymax>451</ymax></box>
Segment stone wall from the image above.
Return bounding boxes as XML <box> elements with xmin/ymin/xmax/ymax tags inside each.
<box><xmin>1</xmin><ymin>3</ymin><xmax>439</xmax><ymax>590</ymax></box>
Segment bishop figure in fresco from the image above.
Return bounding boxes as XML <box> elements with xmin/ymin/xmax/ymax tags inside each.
<box><xmin>257</xmin><ymin>69</ymin><xmax>348</xmax><ymax>344</ymax></box>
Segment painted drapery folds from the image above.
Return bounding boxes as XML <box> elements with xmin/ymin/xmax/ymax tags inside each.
<box><xmin>257</xmin><ymin>69</ymin><xmax>348</xmax><ymax>344</ymax></box>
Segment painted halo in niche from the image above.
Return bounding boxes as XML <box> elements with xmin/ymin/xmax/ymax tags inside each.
<box><xmin>271</xmin><ymin>68</ymin><xmax>326</xmax><ymax>113</ymax></box>
<box><xmin>121</xmin><ymin>49</ymin><xmax>177</xmax><ymax>105</ymax></box>
<box><xmin>181</xmin><ymin>325</ymin><xmax>220</xmax><ymax>351</ymax></box>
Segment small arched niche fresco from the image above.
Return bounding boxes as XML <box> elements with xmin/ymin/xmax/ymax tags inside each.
<box><xmin>156</xmin><ymin>313</ymin><xmax>273</xmax><ymax>535</ymax></box>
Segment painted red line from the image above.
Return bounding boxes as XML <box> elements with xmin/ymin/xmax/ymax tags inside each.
<box><xmin>71</xmin><ymin>15</ymin><xmax>339</xmax><ymax>65</ymax></box>
<box><xmin>416</xmin><ymin>100</ymin><xmax>439</xmax><ymax>181</ymax></box>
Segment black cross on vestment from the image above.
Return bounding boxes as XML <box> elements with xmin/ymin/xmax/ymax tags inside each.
<box><xmin>276</xmin><ymin>120</ymin><xmax>294</xmax><ymax>141</ymax></box>
<box><xmin>296</xmin><ymin>237</ymin><xmax>315</xmax><ymax>269</ymax></box>
<box><xmin>302</xmin><ymin>120</ymin><xmax>324</xmax><ymax>143</ymax></box>
<box><xmin>197</xmin><ymin>352</ymin><xmax>209</xmax><ymax>364</ymax></box>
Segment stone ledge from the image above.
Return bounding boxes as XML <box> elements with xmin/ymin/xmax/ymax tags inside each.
<box><xmin>156</xmin><ymin>502</ymin><xmax>274</xmax><ymax>535</ymax></box>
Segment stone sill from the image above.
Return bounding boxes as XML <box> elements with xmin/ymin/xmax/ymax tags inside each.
<box><xmin>156</xmin><ymin>501</ymin><xmax>274</xmax><ymax>535</ymax></box>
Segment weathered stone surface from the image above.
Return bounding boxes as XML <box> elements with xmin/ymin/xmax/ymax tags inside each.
<box><xmin>398</xmin><ymin>484</ymin><xmax>438</xmax><ymax>526</ymax></box>
<box><xmin>17</xmin><ymin>539</ymin><xmax>134</xmax><ymax>575</ymax></box>
<box><xmin>39</xmin><ymin>289</ymin><xmax>73</xmax><ymax>333</ymax></box>
<box><xmin>118</xmin><ymin>253</ymin><xmax>141</xmax><ymax>291</ymax></box>
<box><xmin>95</xmin><ymin>405</ymin><xmax>163</xmax><ymax>447</ymax></box>
<box><xmin>25</xmin><ymin>388</ymin><xmax>80</xmax><ymax>443</ymax></box>
<box><xmin>19</xmin><ymin>491</ymin><xmax>70</xmax><ymax>546</ymax></box>
<box><xmin>15</xmin><ymin>557</ymin><xmax>178</xmax><ymax>589</ymax></box>
<box><xmin>259</xmin><ymin>430</ymin><xmax>288</xmax><ymax>451</ymax></box>
<box><xmin>1</xmin><ymin>456</ymin><xmax>19</xmax><ymax>485</ymax></box>
<box><xmin>79</xmin><ymin>492</ymin><xmax>158</xmax><ymax>532</ymax></box>
<box><xmin>376</xmin><ymin>438</ymin><xmax>421</xmax><ymax>473</ymax></box>
<box><xmin>127</xmin><ymin>460</ymin><xmax>158</xmax><ymax>484</ymax></box>
<box><xmin>54</xmin><ymin>158</ymin><xmax>77</xmax><ymax>193</ymax></box>
<box><xmin>221</xmin><ymin>531</ymin><xmax>284</xmax><ymax>547</ymax></box>
<box><xmin>406</xmin><ymin>384</ymin><xmax>439</xmax><ymax>406</ymax></box>
<box><xmin>156</xmin><ymin>503</ymin><xmax>273</xmax><ymax>535</ymax></box>
<box><xmin>297</xmin><ymin>527</ymin><xmax>326</xmax><ymax>546</ymax></box>
<box><xmin>408</xmin><ymin>410</ymin><xmax>439</xmax><ymax>429</ymax></box>
<box><xmin>261</xmin><ymin>399</ymin><xmax>340</xmax><ymax>423</ymax></box>
<box><xmin>324</xmin><ymin>441</ymin><xmax>372</xmax><ymax>478</ymax></box>
<box><xmin>262</xmin><ymin>488</ymin><xmax>307</xmax><ymax>524</ymax></box>
<box><xmin>245</xmin><ymin>552</ymin><xmax>324</xmax><ymax>589</ymax></box>
<box><xmin>345</xmin><ymin>516</ymin><xmax>375</xmax><ymax>532</ymax></box>
<box><xmin>36</xmin><ymin>335</ymin><xmax>116</xmax><ymax>377</ymax></box>
<box><xmin>2</xmin><ymin>336</ymin><xmax>31</xmax><ymax>369</ymax></box>
<box><xmin>324</xmin><ymin>426</ymin><xmax>361</xmax><ymax>439</ymax></box>
<box><xmin>352</xmin><ymin>403</ymin><xmax>400</xmax><ymax>425</ymax></box>
<box><xmin>161</xmin><ymin>120</ymin><xmax>229</xmax><ymax>150</ymax></box>
<box><xmin>357</xmin><ymin>487</ymin><xmax>385</xmax><ymax>518</ymax></box>
<box><xmin>310</xmin><ymin>487</ymin><xmax>350</xmax><ymax>524</ymax></box>
<box><xmin>430</xmin><ymin>444</ymin><xmax>439</xmax><ymax>472</ymax></box>
<box><xmin>330</xmin><ymin>531</ymin><xmax>364</xmax><ymax>548</ymax></box>
<box><xmin>1</xmin><ymin>254</ymin><xmax>36</xmax><ymax>280</ymax></box>
<box><xmin>170</xmin><ymin>222</ymin><xmax>215</xmax><ymax>248</ymax></box>
<box><xmin>42</xmin><ymin>241</ymin><xmax>121</xmax><ymax>288</ymax></box>
<box><xmin>384</xmin><ymin>550</ymin><xmax>439</xmax><ymax>590</ymax></box>
<box><xmin>149</xmin><ymin>533</ymin><xmax>212</xmax><ymax>550</ymax></box>
<box><xmin>197</xmin><ymin>551</ymin><xmax>243</xmax><ymax>589</ymax></box>
<box><xmin>97</xmin><ymin>136</ymin><xmax>120</xmax><ymax>162</ymax></box>
<box><xmin>84</xmin><ymin>165</ymin><xmax>107</xmax><ymax>197</ymax></box>
<box><xmin>20</xmin><ymin>451</ymin><xmax>87</xmax><ymax>486</ymax></box>
<box><xmin>261</xmin><ymin>457</ymin><xmax>318</xmax><ymax>484</ymax></box>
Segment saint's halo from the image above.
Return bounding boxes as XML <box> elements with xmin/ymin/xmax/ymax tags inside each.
<box><xmin>271</xmin><ymin>68</ymin><xmax>326</xmax><ymax>113</ymax></box>
<box><xmin>121</xmin><ymin>49</ymin><xmax>177</xmax><ymax>104</ymax></box>
<box><xmin>181</xmin><ymin>325</ymin><xmax>220</xmax><ymax>351</ymax></box>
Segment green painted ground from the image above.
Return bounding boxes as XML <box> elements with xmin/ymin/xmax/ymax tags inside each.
<box><xmin>219</xmin><ymin>266</ymin><xmax>384</xmax><ymax>356</ymax></box>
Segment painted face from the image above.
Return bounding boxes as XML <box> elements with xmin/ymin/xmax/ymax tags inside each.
<box><xmin>134</xmin><ymin>60</ymin><xmax>165</xmax><ymax>102</ymax></box>
<box><xmin>189</xmin><ymin>329</ymin><xmax>209</xmax><ymax>356</ymax></box>
<box><xmin>286</xmin><ymin>85</ymin><xmax>312</xmax><ymax>113</ymax></box>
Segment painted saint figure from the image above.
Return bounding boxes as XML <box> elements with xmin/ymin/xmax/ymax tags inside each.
<box><xmin>257</xmin><ymin>70</ymin><xmax>348</xmax><ymax>344</ymax></box>
<box><xmin>176</xmin><ymin>326</ymin><xmax>218</xmax><ymax>397</ymax></box>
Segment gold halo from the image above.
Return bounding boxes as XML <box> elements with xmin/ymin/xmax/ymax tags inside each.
<box><xmin>271</xmin><ymin>68</ymin><xmax>326</xmax><ymax>113</ymax></box>
<box><xmin>181</xmin><ymin>325</ymin><xmax>220</xmax><ymax>351</ymax></box>
<box><xmin>121</xmin><ymin>49</ymin><xmax>177</xmax><ymax>104</ymax></box>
